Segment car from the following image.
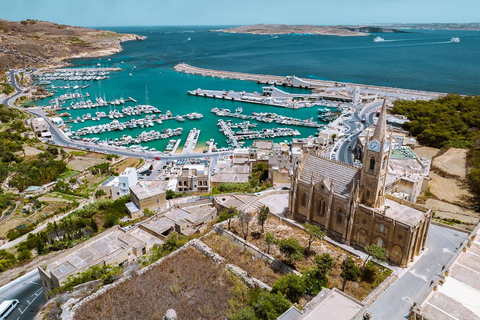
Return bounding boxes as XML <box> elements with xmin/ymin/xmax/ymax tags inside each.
<box><xmin>281</xmin><ymin>187</ymin><xmax>290</xmax><ymax>190</ymax></box>
<box><xmin>361</xmin><ymin>118</ymin><xmax>366</xmax><ymax>123</ymax></box>
<box><xmin>154</xmin><ymin>157</ymin><xmax>161</xmax><ymax>160</ymax></box>
<box><xmin>348</xmin><ymin>146</ymin><xmax>353</xmax><ymax>151</ymax></box>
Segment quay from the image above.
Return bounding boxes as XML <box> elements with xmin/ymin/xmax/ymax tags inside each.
<box><xmin>175</xmin><ymin>63</ymin><xmax>443</xmax><ymax>102</ymax></box>
<box><xmin>171</xmin><ymin>139</ymin><xmax>182</xmax><ymax>154</ymax></box>
<box><xmin>39</xmin><ymin>67</ymin><xmax>122</xmax><ymax>73</ymax></box>
<box><xmin>211</xmin><ymin>107</ymin><xmax>323</xmax><ymax>128</ymax></box>
<box><xmin>181</xmin><ymin>128</ymin><xmax>201</xmax><ymax>154</ymax></box>
<box><xmin>188</xmin><ymin>86</ymin><xmax>320</xmax><ymax>109</ymax></box>
<box><xmin>217</xmin><ymin>119</ymin><xmax>241</xmax><ymax>148</ymax></box>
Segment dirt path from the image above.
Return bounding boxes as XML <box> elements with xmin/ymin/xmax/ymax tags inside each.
<box><xmin>413</xmin><ymin>146</ymin><xmax>440</xmax><ymax>159</ymax></box>
<box><xmin>432</xmin><ymin>148</ymin><xmax>467</xmax><ymax>179</ymax></box>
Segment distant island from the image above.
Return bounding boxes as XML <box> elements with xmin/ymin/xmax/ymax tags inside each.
<box><xmin>214</xmin><ymin>24</ymin><xmax>408</xmax><ymax>36</ymax></box>
<box><xmin>378</xmin><ymin>22</ymin><xmax>480</xmax><ymax>31</ymax></box>
<box><xmin>0</xmin><ymin>19</ymin><xmax>145</xmax><ymax>73</ymax></box>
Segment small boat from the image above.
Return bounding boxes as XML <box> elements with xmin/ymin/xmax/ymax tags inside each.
<box><xmin>129</xmin><ymin>73</ymin><xmax>132</xmax><ymax>76</ymax></box>
<box><xmin>373</xmin><ymin>36</ymin><xmax>385</xmax><ymax>42</ymax></box>
<box><xmin>235</xmin><ymin>106</ymin><xmax>243</xmax><ymax>113</ymax></box>
<box><xmin>450</xmin><ymin>37</ymin><xmax>460</xmax><ymax>43</ymax></box>
<box><xmin>158</xmin><ymin>72</ymin><xmax>162</xmax><ymax>75</ymax></box>
<box><xmin>121</xmin><ymin>61</ymin><xmax>125</xmax><ymax>64</ymax></box>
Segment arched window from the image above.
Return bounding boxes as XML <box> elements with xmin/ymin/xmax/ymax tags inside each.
<box><xmin>377</xmin><ymin>237</ymin><xmax>384</xmax><ymax>248</ymax></box>
<box><xmin>382</xmin><ymin>156</ymin><xmax>387</xmax><ymax>169</ymax></box>
<box><xmin>337</xmin><ymin>209</ymin><xmax>344</xmax><ymax>224</ymax></box>
<box><xmin>369</xmin><ymin>157</ymin><xmax>376</xmax><ymax>171</ymax></box>
<box><xmin>318</xmin><ymin>199</ymin><xmax>325</xmax><ymax>217</ymax></box>
<box><xmin>301</xmin><ymin>193</ymin><xmax>307</xmax><ymax>207</ymax></box>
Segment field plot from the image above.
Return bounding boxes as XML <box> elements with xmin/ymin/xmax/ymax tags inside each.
<box><xmin>201</xmin><ymin>232</ymin><xmax>283</xmax><ymax>286</ymax></box>
<box><xmin>74</xmin><ymin>246</ymin><xmax>245</xmax><ymax>320</ymax></box>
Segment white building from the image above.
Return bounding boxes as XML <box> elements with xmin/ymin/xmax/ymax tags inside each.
<box><xmin>99</xmin><ymin>167</ymin><xmax>138</xmax><ymax>200</ymax></box>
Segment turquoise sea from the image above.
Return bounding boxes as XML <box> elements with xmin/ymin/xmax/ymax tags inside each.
<box><xmin>36</xmin><ymin>27</ymin><xmax>480</xmax><ymax>151</ymax></box>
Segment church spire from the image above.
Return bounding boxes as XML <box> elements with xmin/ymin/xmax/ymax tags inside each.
<box><xmin>372</xmin><ymin>98</ymin><xmax>387</xmax><ymax>142</ymax></box>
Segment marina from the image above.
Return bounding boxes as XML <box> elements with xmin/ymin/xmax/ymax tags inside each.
<box><xmin>188</xmin><ymin>86</ymin><xmax>322</xmax><ymax>109</ymax></box>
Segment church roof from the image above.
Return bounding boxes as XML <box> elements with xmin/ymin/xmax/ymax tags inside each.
<box><xmin>299</xmin><ymin>154</ymin><xmax>359</xmax><ymax>195</ymax></box>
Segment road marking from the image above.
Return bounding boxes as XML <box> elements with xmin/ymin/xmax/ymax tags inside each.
<box><xmin>456</xmin><ymin>262</ymin><xmax>480</xmax><ymax>277</ymax></box>
<box><xmin>426</xmin><ymin>302</ymin><xmax>460</xmax><ymax>320</ymax></box>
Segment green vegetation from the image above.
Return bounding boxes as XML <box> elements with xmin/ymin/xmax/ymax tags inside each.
<box><xmin>1</xmin><ymin>84</ymin><xmax>14</xmax><ymax>95</ymax></box>
<box><xmin>362</xmin><ymin>244</ymin><xmax>387</xmax><ymax>269</ymax></box>
<box><xmin>271</xmin><ymin>273</ymin><xmax>305</xmax><ymax>302</ymax></box>
<box><xmin>257</xmin><ymin>205</ymin><xmax>270</xmax><ymax>233</ymax></box>
<box><xmin>141</xmin><ymin>232</ymin><xmax>188</xmax><ymax>266</ymax></box>
<box><xmin>265</xmin><ymin>232</ymin><xmax>274</xmax><ymax>254</ymax></box>
<box><xmin>65</xmin><ymin>36</ymin><xmax>90</xmax><ymax>46</ymax></box>
<box><xmin>166</xmin><ymin>189</ymin><xmax>185</xmax><ymax>200</ymax></box>
<box><xmin>217</xmin><ymin>206</ymin><xmax>239</xmax><ymax>231</ymax></box>
<box><xmin>49</xmin><ymin>264</ymin><xmax>122</xmax><ymax>297</ymax></box>
<box><xmin>303</xmin><ymin>253</ymin><xmax>335</xmax><ymax>295</ymax></box>
<box><xmin>304</xmin><ymin>223</ymin><xmax>325</xmax><ymax>252</ymax></box>
<box><xmin>392</xmin><ymin>95</ymin><xmax>480</xmax><ymax>198</ymax></box>
<box><xmin>276</xmin><ymin>237</ymin><xmax>304</xmax><ymax>262</ymax></box>
<box><xmin>212</xmin><ymin>163</ymin><xmax>272</xmax><ymax>194</ymax></box>
<box><xmin>340</xmin><ymin>256</ymin><xmax>361</xmax><ymax>291</ymax></box>
<box><xmin>392</xmin><ymin>94</ymin><xmax>480</xmax><ymax>149</ymax></box>
<box><xmin>0</xmin><ymin>250</ymin><xmax>17</xmax><ymax>272</ymax></box>
<box><xmin>231</xmin><ymin>288</ymin><xmax>291</xmax><ymax>320</ymax></box>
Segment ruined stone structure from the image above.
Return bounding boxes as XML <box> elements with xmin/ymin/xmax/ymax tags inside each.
<box><xmin>288</xmin><ymin>100</ymin><xmax>431</xmax><ymax>267</ymax></box>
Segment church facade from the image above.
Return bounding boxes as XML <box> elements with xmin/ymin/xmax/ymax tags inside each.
<box><xmin>288</xmin><ymin>101</ymin><xmax>431</xmax><ymax>267</ymax></box>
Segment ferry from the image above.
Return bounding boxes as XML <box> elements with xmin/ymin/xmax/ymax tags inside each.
<box><xmin>450</xmin><ymin>37</ymin><xmax>460</xmax><ymax>43</ymax></box>
<box><xmin>372</xmin><ymin>36</ymin><xmax>385</xmax><ymax>42</ymax></box>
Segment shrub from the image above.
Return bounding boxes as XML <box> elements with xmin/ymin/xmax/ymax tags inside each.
<box><xmin>272</xmin><ymin>273</ymin><xmax>306</xmax><ymax>302</ymax></box>
<box><xmin>276</xmin><ymin>238</ymin><xmax>304</xmax><ymax>262</ymax></box>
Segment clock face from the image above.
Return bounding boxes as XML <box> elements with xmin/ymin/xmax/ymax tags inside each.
<box><xmin>383</xmin><ymin>141</ymin><xmax>390</xmax><ymax>152</ymax></box>
<box><xmin>368</xmin><ymin>140</ymin><xmax>381</xmax><ymax>152</ymax></box>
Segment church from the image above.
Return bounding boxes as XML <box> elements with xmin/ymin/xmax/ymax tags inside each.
<box><xmin>288</xmin><ymin>100</ymin><xmax>431</xmax><ymax>267</ymax></box>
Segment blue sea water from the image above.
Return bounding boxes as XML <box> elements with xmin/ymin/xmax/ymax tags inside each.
<box><xmin>37</xmin><ymin>26</ymin><xmax>480</xmax><ymax>151</ymax></box>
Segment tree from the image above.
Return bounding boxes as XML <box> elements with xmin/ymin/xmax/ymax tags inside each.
<box><xmin>17</xmin><ymin>249</ymin><xmax>32</xmax><ymax>262</ymax></box>
<box><xmin>304</xmin><ymin>223</ymin><xmax>325</xmax><ymax>252</ymax></box>
<box><xmin>95</xmin><ymin>189</ymin><xmax>106</xmax><ymax>197</ymax></box>
<box><xmin>362</xmin><ymin>244</ymin><xmax>387</xmax><ymax>270</ymax></box>
<box><xmin>314</xmin><ymin>253</ymin><xmax>335</xmax><ymax>274</ymax></box>
<box><xmin>231</xmin><ymin>307</ymin><xmax>258</xmax><ymax>320</ymax></box>
<box><xmin>250</xmin><ymin>289</ymin><xmax>291</xmax><ymax>320</ymax></box>
<box><xmin>277</xmin><ymin>238</ymin><xmax>304</xmax><ymax>262</ymax></box>
<box><xmin>257</xmin><ymin>205</ymin><xmax>270</xmax><ymax>233</ymax></box>
<box><xmin>303</xmin><ymin>253</ymin><xmax>335</xmax><ymax>295</ymax></box>
<box><xmin>239</xmin><ymin>211</ymin><xmax>252</xmax><ymax>241</ymax></box>
<box><xmin>272</xmin><ymin>273</ymin><xmax>306</xmax><ymax>302</ymax></box>
<box><xmin>331</xmin><ymin>133</ymin><xmax>337</xmax><ymax>144</ymax></box>
<box><xmin>340</xmin><ymin>256</ymin><xmax>361</xmax><ymax>291</ymax></box>
<box><xmin>217</xmin><ymin>207</ymin><xmax>238</xmax><ymax>231</ymax></box>
<box><xmin>265</xmin><ymin>232</ymin><xmax>274</xmax><ymax>254</ymax></box>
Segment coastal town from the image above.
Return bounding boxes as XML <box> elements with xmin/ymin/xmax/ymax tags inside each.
<box><xmin>0</xmin><ymin>14</ymin><xmax>479</xmax><ymax>320</ymax></box>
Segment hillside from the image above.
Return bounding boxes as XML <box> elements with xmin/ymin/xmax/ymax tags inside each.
<box><xmin>216</xmin><ymin>24</ymin><xmax>407</xmax><ymax>36</ymax></box>
<box><xmin>0</xmin><ymin>19</ymin><xmax>145</xmax><ymax>73</ymax></box>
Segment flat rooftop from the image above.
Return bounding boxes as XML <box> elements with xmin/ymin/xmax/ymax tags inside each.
<box><xmin>214</xmin><ymin>194</ymin><xmax>255</xmax><ymax>209</ymax></box>
<box><xmin>417</xmin><ymin>227</ymin><xmax>480</xmax><ymax>320</ymax></box>
<box><xmin>383</xmin><ymin>198</ymin><xmax>426</xmax><ymax>226</ymax></box>
<box><xmin>130</xmin><ymin>183</ymin><xmax>165</xmax><ymax>200</ymax></box>
<box><xmin>48</xmin><ymin>228</ymin><xmax>144</xmax><ymax>280</ymax></box>
<box><xmin>211</xmin><ymin>161</ymin><xmax>250</xmax><ymax>184</ymax></box>
<box><xmin>301</xmin><ymin>289</ymin><xmax>363</xmax><ymax>320</ymax></box>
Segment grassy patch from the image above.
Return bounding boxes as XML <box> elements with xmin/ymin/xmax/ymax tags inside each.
<box><xmin>74</xmin><ymin>247</ymin><xmax>245</xmax><ymax>320</ymax></box>
<box><xmin>201</xmin><ymin>233</ymin><xmax>283</xmax><ymax>286</ymax></box>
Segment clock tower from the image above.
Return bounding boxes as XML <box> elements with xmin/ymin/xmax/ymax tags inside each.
<box><xmin>359</xmin><ymin>99</ymin><xmax>391</xmax><ymax>208</ymax></box>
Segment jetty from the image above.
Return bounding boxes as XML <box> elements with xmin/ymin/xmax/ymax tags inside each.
<box><xmin>217</xmin><ymin>119</ymin><xmax>241</xmax><ymax>148</ymax></box>
<box><xmin>188</xmin><ymin>87</ymin><xmax>320</xmax><ymax>109</ymax></box>
<box><xmin>181</xmin><ymin>128</ymin><xmax>201</xmax><ymax>154</ymax></box>
<box><xmin>175</xmin><ymin>63</ymin><xmax>444</xmax><ymax>102</ymax></box>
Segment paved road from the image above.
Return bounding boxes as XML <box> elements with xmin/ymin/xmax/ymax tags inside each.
<box><xmin>0</xmin><ymin>270</ymin><xmax>45</xmax><ymax>320</ymax></box>
<box><xmin>336</xmin><ymin>100</ymin><xmax>382</xmax><ymax>165</ymax></box>
<box><xmin>3</xmin><ymin>70</ymin><xmax>234</xmax><ymax>162</ymax></box>
<box><xmin>367</xmin><ymin>224</ymin><xmax>468</xmax><ymax>319</ymax></box>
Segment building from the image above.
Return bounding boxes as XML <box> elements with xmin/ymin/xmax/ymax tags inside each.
<box><xmin>278</xmin><ymin>288</ymin><xmax>366</xmax><ymax>320</ymax></box>
<box><xmin>127</xmin><ymin>183</ymin><xmax>167</xmax><ymax>216</ymax></box>
<box><xmin>288</xmin><ymin>100</ymin><xmax>432</xmax><ymax>267</ymax></box>
<box><xmin>177</xmin><ymin>164</ymin><xmax>209</xmax><ymax>193</ymax></box>
<box><xmin>211</xmin><ymin>157</ymin><xmax>250</xmax><ymax>186</ymax></box>
<box><xmin>30</xmin><ymin>117</ymin><xmax>49</xmax><ymax>136</ymax></box>
<box><xmin>409</xmin><ymin>224</ymin><xmax>480</xmax><ymax>320</ymax></box>
<box><xmin>38</xmin><ymin>225</ymin><xmax>162</xmax><ymax>296</ymax></box>
<box><xmin>100</xmin><ymin>167</ymin><xmax>138</xmax><ymax>200</ymax></box>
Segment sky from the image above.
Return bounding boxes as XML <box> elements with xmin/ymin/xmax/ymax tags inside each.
<box><xmin>1</xmin><ymin>0</ymin><xmax>479</xmax><ymax>27</ymax></box>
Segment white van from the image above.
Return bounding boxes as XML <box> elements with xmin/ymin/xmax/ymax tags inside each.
<box><xmin>0</xmin><ymin>299</ymin><xmax>19</xmax><ymax>320</ymax></box>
